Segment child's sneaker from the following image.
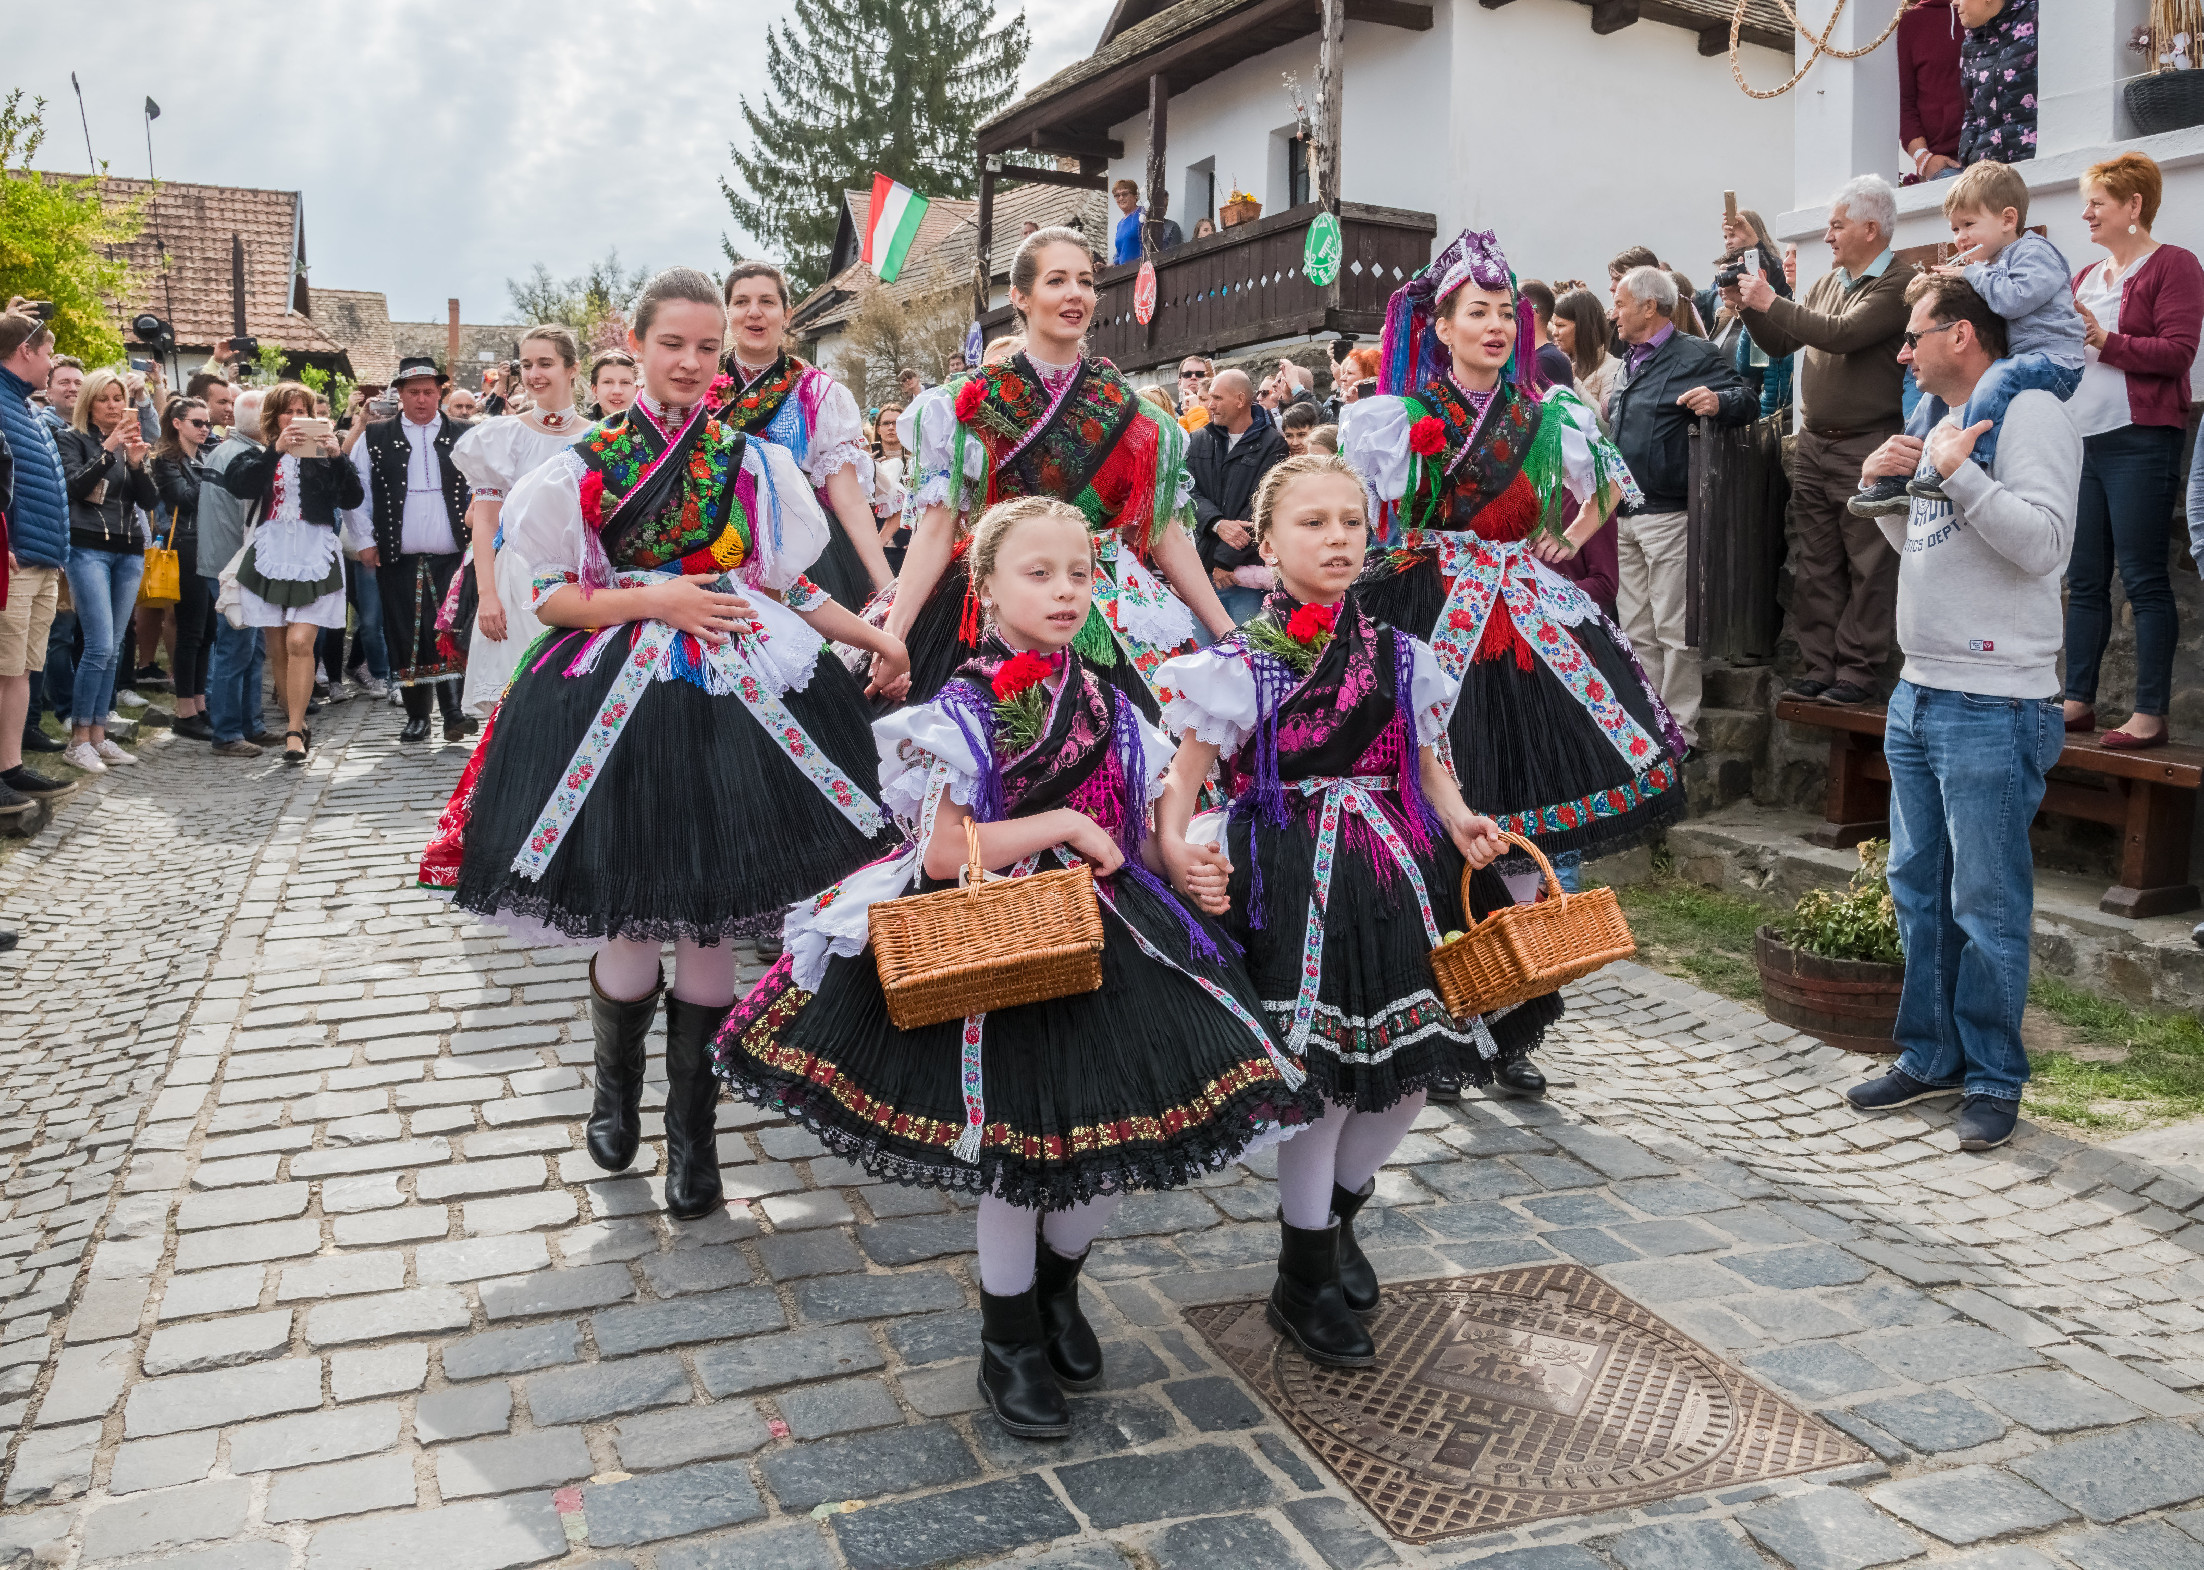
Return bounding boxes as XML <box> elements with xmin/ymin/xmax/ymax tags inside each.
<box><xmin>1906</xmin><ymin>472</ymin><xmax>1950</xmax><ymax>502</ymax></box>
<box><xmin>1847</xmin><ymin>477</ymin><xmax>1913</xmax><ymax>517</ymax></box>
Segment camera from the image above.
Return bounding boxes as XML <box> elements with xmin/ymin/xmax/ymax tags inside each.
<box><xmin>23</xmin><ymin>301</ymin><xmax>54</xmax><ymax>322</ymax></box>
<box><xmin>131</xmin><ymin>312</ymin><xmax>175</xmax><ymax>355</ymax></box>
<box><xmin>227</xmin><ymin>335</ymin><xmax>258</xmax><ymax>356</ymax></box>
<box><xmin>1713</xmin><ymin>248</ymin><xmax>1762</xmax><ymax>290</ymax></box>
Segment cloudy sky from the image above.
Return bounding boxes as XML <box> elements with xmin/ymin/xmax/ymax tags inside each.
<box><xmin>9</xmin><ymin>0</ymin><xmax>1093</xmax><ymax>323</ymax></box>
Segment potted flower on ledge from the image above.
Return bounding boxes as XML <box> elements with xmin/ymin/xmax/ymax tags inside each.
<box><xmin>1220</xmin><ymin>188</ymin><xmax>1263</xmax><ymax>229</ymax></box>
<box><xmin>1754</xmin><ymin>839</ymin><xmax>1905</xmax><ymax>1055</ymax></box>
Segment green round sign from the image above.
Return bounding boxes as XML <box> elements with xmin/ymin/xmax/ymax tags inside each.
<box><xmin>1304</xmin><ymin>212</ymin><xmax>1342</xmax><ymax>287</ymax></box>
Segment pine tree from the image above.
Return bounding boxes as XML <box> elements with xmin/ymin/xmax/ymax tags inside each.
<box><xmin>721</xmin><ymin>0</ymin><xmax>1028</xmax><ymax>297</ymax></box>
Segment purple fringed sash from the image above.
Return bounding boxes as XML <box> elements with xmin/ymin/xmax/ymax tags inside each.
<box><xmin>1392</xmin><ymin>631</ymin><xmax>1441</xmax><ymax>853</ymax></box>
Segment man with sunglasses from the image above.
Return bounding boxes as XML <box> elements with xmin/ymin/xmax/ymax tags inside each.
<box><xmin>1843</xmin><ymin>271</ymin><xmax>2081</xmax><ymax>1153</ymax></box>
<box><xmin>1175</xmin><ymin>357</ymin><xmax>1213</xmax><ymax>433</ymax></box>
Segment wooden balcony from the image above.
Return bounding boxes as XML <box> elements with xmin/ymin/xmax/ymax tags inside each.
<box><xmin>981</xmin><ymin>200</ymin><xmax>1435</xmax><ymax>374</ymax></box>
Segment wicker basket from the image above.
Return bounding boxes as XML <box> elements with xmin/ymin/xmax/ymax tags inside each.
<box><xmin>869</xmin><ymin>820</ymin><xmax>1106</xmax><ymax>1030</ymax></box>
<box><xmin>1428</xmin><ymin>832</ymin><xmax>1637</xmax><ymax>1018</ymax></box>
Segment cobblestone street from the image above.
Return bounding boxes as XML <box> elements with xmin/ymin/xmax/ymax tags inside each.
<box><xmin>0</xmin><ymin>711</ymin><xmax>2201</xmax><ymax>1570</ymax></box>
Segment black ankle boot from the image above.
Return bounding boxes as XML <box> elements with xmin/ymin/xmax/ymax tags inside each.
<box><xmin>585</xmin><ymin>960</ymin><xmax>661</xmax><ymax>1172</ymax></box>
<box><xmin>1268</xmin><ymin>1221</ymin><xmax>1375</xmax><ymax>1368</ymax></box>
<box><xmin>978</xmin><ymin>1288</ymin><xmax>1072</xmax><ymax>1438</ymax></box>
<box><xmin>1331</xmin><ymin>1182</ymin><xmax>1380</xmax><ymax>1315</ymax></box>
<box><xmin>1034</xmin><ymin>1246</ymin><xmax>1103</xmax><ymax>1388</ymax></box>
<box><xmin>1493</xmin><ymin>1056</ymin><xmax>1547</xmax><ymax>1099</ymax></box>
<box><xmin>662</xmin><ymin>995</ymin><xmax>728</xmax><ymax>1220</ymax></box>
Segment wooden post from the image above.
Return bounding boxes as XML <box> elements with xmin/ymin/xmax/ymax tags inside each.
<box><xmin>446</xmin><ymin>298</ymin><xmax>460</xmax><ymax>375</ymax></box>
<box><xmin>1144</xmin><ymin>73</ymin><xmax>1169</xmax><ymax>257</ymax></box>
<box><xmin>975</xmin><ymin>157</ymin><xmax>996</xmax><ymax>324</ymax></box>
<box><xmin>1316</xmin><ymin>0</ymin><xmax>1344</xmax><ymax>211</ymax></box>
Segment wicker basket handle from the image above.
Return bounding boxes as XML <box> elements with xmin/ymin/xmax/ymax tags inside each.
<box><xmin>1459</xmin><ymin>830</ymin><xmax>1565</xmax><ymax>918</ymax></box>
<box><xmin>957</xmin><ymin>818</ymin><xmax>987</xmax><ymax>889</ymax></box>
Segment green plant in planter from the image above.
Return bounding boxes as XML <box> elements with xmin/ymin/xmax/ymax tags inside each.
<box><xmin>1776</xmin><ymin>839</ymin><xmax>1903</xmax><ymax>965</ymax></box>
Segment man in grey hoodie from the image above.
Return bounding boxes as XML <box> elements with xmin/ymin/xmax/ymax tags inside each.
<box><xmin>1842</xmin><ymin>273</ymin><xmax>2081</xmax><ymax>1150</ymax></box>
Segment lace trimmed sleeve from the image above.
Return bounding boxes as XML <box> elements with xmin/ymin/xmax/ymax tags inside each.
<box><xmin>798</xmin><ymin>374</ymin><xmax>877</xmax><ymax>493</ymax></box>
<box><xmin>451</xmin><ymin>418</ymin><xmax>518</xmax><ymax>500</ymax></box>
<box><xmin>741</xmin><ymin>437</ymin><xmax>833</xmax><ymax>591</ymax></box>
<box><xmin>898</xmin><ymin>383</ymin><xmax>982</xmax><ymax>513</ymax></box>
<box><xmin>1339</xmin><ymin>395</ymin><xmax>1415</xmax><ymax>504</ymax></box>
<box><xmin>1154</xmin><ymin>645</ymin><xmax>1258</xmax><ymax>753</ymax></box>
<box><xmin>500</xmin><ymin>449</ymin><xmax>592</xmax><ymax>611</ymax></box>
<box><xmin>874</xmin><ymin>700</ymin><xmax>986</xmax><ymax>832</ymax></box>
<box><xmin>1406</xmin><ymin>635</ymin><xmax>1461</xmax><ymax>745</ymax></box>
<box><xmin>1546</xmin><ymin>385</ymin><xmax>1643</xmax><ymax>513</ymax></box>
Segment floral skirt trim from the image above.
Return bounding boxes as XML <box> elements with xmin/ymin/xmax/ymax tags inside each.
<box><xmin>1270</xmin><ymin>987</ymin><xmax>1474</xmax><ymax>1065</ymax></box>
<box><xmin>1490</xmin><ymin>756</ymin><xmax>1684</xmax><ymax>843</ymax></box>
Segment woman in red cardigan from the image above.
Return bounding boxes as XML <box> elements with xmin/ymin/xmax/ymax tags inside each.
<box><xmin>2064</xmin><ymin>151</ymin><xmax>2204</xmax><ymax>750</ymax></box>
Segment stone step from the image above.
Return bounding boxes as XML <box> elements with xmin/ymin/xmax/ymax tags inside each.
<box><xmin>1695</xmin><ymin>706</ymin><xmax>1769</xmax><ymax>759</ymax></box>
<box><xmin>1701</xmin><ymin>662</ymin><xmax>1778</xmax><ymax>711</ymax></box>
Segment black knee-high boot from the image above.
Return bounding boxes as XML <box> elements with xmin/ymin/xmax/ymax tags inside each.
<box><xmin>1034</xmin><ymin>1246</ymin><xmax>1103</xmax><ymax>1389</ymax></box>
<box><xmin>585</xmin><ymin>958</ymin><xmax>660</xmax><ymax>1172</ymax></box>
<box><xmin>1331</xmin><ymin>1181</ymin><xmax>1380</xmax><ymax>1315</ymax></box>
<box><xmin>978</xmin><ymin>1288</ymin><xmax>1072</xmax><ymax>1439</ymax></box>
<box><xmin>662</xmin><ymin>995</ymin><xmax>727</xmax><ymax>1220</ymax></box>
<box><xmin>1269</xmin><ymin>1220</ymin><xmax>1375</xmax><ymax>1368</ymax></box>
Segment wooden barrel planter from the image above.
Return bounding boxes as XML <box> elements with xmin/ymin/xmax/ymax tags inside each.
<box><xmin>1753</xmin><ymin>925</ymin><xmax>1903</xmax><ymax>1055</ymax></box>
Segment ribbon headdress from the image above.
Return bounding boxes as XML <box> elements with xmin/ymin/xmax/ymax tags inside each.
<box><xmin>1375</xmin><ymin>228</ymin><xmax>1544</xmax><ymax>399</ymax></box>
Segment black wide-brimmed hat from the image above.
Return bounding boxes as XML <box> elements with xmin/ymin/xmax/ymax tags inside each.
<box><xmin>390</xmin><ymin>355</ymin><xmax>448</xmax><ymax>387</ymax></box>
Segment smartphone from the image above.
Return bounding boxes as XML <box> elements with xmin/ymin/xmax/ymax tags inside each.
<box><xmin>288</xmin><ymin>417</ymin><xmax>334</xmax><ymax>442</ymax></box>
<box><xmin>129</xmin><ymin>357</ymin><xmax>152</xmax><ymax>373</ymax></box>
<box><xmin>369</xmin><ymin>394</ymin><xmax>399</xmax><ymax>419</ymax></box>
<box><xmin>1741</xmin><ymin>250</ymin><xmax>1761</xmax><ymax>278</ymax></box>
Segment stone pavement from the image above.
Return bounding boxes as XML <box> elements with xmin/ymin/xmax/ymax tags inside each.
<box><xmin>0</xmin><ymin>704</ymin><xmax>2200</xmax><ymax>1569</ymax></box>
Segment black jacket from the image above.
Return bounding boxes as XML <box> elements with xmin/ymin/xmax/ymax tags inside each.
<box><xmin>222</xmin><ymin>443</ymin><xmax>366</xmax><ymax>529</ymax></box>
<box><xmin>153</xmin><ymin>453</ymin><xmax>213</xmax><ymax>546</ymax></box>
<box><xmin>1188</xmin><ymin>406</ymin><xmax>1288</xmax><ymax>571</ymax></box>
<box><xmin>57</xmin><ymin>425</ymin><xmax>160</xmax><ymax>553</ymax></box>
<box><xmin>1606</xmin><ymin>330</ymin><xmax>1755</xmax><ymax>513</ymax></box>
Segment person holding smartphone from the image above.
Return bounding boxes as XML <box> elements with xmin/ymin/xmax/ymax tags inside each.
<box><xmin>55</xmin><ymin>369</ymin><xmax>158</xmax><ymax>773</ymax></box>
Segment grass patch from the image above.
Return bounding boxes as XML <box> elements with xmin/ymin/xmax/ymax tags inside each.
<box><xmin>1606</xmin><ymin>873</ymin><xmax>1781</xmax><ymax>1004</ymax></box>
<box><xmin>2023</xmin><ymin>976</ymin><xmax>2204</xmax><ymax>1131</ymax></box>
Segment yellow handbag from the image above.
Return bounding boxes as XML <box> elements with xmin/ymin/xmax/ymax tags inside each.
<box><xmin>138</xmin><ymin>523</ymin><xmax>181</xmax><ymax>608</ymax></box>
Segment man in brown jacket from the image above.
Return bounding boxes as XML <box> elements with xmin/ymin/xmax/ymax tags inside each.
<box><xmin>1727</xmin><ymin>174</ymin><xmax>1912</xmax><ymax>705</ymax></box>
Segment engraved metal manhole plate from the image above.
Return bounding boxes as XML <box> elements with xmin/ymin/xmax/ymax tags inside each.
<box><xmin>1185</xmin><ymin>1264</ymin><xmax>1867</xmax><ymax>1542</ymax></box>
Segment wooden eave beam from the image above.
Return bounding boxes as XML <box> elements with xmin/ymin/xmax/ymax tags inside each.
<box><xmin>1590</xmin><ymin>0</ymin><xmax>1640</xmax><ymax>36</ymax></box>
<box><xmin>993</xmin><ymin>162</ymin><xmax>1111</xmax><ymax>191</ymax></box>
<box><xmin>1030</xmin><ymin>130</ymin><xmax>1126</xmax><ymax>160</ymax></box>
<box><xmin>1344</xmin><ymin>0</ymin><xmax>1433</xmax><ymax>26</ymax></box>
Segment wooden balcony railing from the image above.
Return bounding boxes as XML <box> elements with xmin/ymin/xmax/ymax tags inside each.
<box><xmin>981</xmin><ymin>200</ymin><xmax>1436</xmax><ymax>373</ymax></box>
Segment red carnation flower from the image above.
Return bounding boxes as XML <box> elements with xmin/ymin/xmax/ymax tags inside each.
<box><xmin>991</xmin><ymin>650</ymin><xmax>1055</xmax><ymax>701</ymax></box>
<box><xmin>578</xmin><ymin>470</ymin><xmax>606</xmax><ymax>527</ymax></box>
<box><xmin>955</xmin><ymin>378</ymin><xmax>987</xmax><ymax>425</ymax></box>
<box><xmin>1409</xmin><ymin>417</ymin><xmax>1446</xmax><ymax>457</ymax></box>
<box><xmin>1286</xmin><ymin>600</ymin><xmax>1341</xmax><ymax>643</ymax></box>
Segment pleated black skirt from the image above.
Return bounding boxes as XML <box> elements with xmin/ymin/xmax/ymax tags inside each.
<box><xmin>450</xmin><ymin>625</ymin><xmax>898</xmax><ymax>944</ymax></box>
<box><xmin>714</xmin><ymin>866</ymin><xmax>1326</xmax><ymax>1209</ymax></box>
<box><xmin>1223</xmin><ymin>794</ymin><xmax>1559</xmax><ymax>1111</ymax></box>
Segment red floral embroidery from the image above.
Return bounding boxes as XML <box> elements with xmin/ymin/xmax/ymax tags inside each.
<box><xmin>1286</xmin><ymin>600</ymin><xmax>1341</xmax><ymax>643</ymax></box>
<box><xmin>991</xmin><ymin>650</ymin><xmax>1055</xmax><ymax>700</ymax></box>
<box><xmin>1446</xmin><ymin>607</ymin><xmax>1475</xmax><ymax>631</ymax></box>
<box><xmin>955</xmin><ymin>378</ymin><xmax>987</xmax><ymax>425</ymax></box>
<box><xmin>1409</xmin><ymin>417</ymin><xmax>1447</xmax><ymax>457</ymax></box>
<box><xmin>578</xmin><ymin>470</ymin><xmax>606</xmax><ymax>527</ymax></box>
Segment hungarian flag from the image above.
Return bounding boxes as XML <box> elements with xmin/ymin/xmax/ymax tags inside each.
<box><xmin>862</xmin><ymin>173</ymin><xmax>930</xmax><ymax>283</ymax></box>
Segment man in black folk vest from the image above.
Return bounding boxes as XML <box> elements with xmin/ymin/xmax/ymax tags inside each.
<box><xmin>349</xmin><ymin>356</ymin><xmax>473</xmax><ymax>742</ymax></box>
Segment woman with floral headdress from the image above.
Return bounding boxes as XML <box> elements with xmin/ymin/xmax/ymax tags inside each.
<box><xmin>886</xmin><ymin>227</ymin><xmax>1234</xmax><ymax>715</ymax></box>
<box><xmin>1340</xmin><ymin>229</ymin><xmax>1688</xmax><ymax>1099</ymax></box>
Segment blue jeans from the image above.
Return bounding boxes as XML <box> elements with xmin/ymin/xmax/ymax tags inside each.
<box><xmin>346</xmin><ymin>558</ymin><xmax>389</xmax><ymax>682</ymax></box>
<box><xmin>205</xmin><ymin>579</ymin><xmax>267</xmax><ymax>744</ymax></box>
<box><xmin>2066</xmin><ymin>423</ymin><xmax>2183</xmax><ymax>717</ymax></box>
<box><xmin>65</xmin><ymin>548</ymin><xmax>145</xmax><ymax>727</ymax></box>
<box><xmin>1884</xmin><ymin>680</ymin><xmax>2063</xmax><ymax>1102</ymax></box>
<box><xmin>1904</xmin><ymin>353</ymin><xmax>2083</xmax><ymax>470</ymax></box>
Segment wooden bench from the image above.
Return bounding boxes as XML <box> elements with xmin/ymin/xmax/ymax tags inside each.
<box><xmin>1775</xmin><ymin>697</ymin><xmax>2204</xmax><ymax>919</ymax></box>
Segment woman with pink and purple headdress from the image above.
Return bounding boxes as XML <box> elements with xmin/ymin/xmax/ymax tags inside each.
<box><xmin>1339</xmin><ymin>230</ymin><xmax>1689</xmax><ymax>1096</ymax></box>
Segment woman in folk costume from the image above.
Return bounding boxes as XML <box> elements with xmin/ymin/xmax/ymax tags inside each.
<box><xmin>450</xmin><ymin>324</ymin><xmax>592</xmax><ymax>716</ymax></box>
<box><xmin>1156</xmin><ymin>454</ymin><xmax>1543</xmax><ymax>1368</ymax></box>
<box><xmin>716</xmin><ymin>496</ymin><xmax>1320</xmax><ymax>1440</ymax></box>
<box><xmin>1340</xmin><ymin>229</ymin><xmax>1687</xmax><ymax>1099</ymax></box>
<box><xmin>888</xmin><ymin>226</ymin><xmax>1235</xmax><ymax>714</ymax></box>
<box><xmin>715</xmin><ymin>261</ymin><xmax>895</xmax><ymax>613</ymax></box>
<box><xmin>420</xmin><ymin>267</ymin><xmax>910</xmax><ymax>1221</ymax></box>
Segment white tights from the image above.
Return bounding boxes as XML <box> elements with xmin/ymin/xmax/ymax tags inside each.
<box><xmin>594</xmin><ymin>938</ymin><xmax>738</xmax><ymax>1008</ymax></box>
<box><xmin>974</xmin><ymin>1193</ymin><xmax>1123</xmax><ymax>1295</ymax></box>
<box><xmin>1274</xmin><ymin>1091</ymin><xmax>1427</xmax><ymax>1230</ymax></box>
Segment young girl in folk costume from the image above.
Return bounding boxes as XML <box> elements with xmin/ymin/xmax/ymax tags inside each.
<box><xmin>1155</xmin><ymin>454</ymin><xmax>1541</xmax><ymax>1369</ymax></box>
<box><xmin>420</xmin><ymin>267</ymin><xmax>912</xmax><ymax>1221</ymax></box>
<box><xmin>451</xmin><ymin>324</ymin><xmax>592</xmax><ymax>716</ymax></box>
<box><xmin>715</xmin><ymin>496</ymin><xmax>1320</xmax><ymax>1440</ymax></box>
<box><xmin>1341</xmin><ymin>229</ymin><xmax>1687</xmax><ymax>1099</ymax></box>
<box><xmin>716</xmin><ymin>262</ymin><xmax>895</xmax><ymax>613</ymax></box>
<box><xmin>888</xmin><ymin>227</ymin><xmax>1235</xmax><ymax>715</ymax></box>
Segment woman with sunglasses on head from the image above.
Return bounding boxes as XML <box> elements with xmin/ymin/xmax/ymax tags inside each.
<box><xmin>151</xmin><ymin>396</ymin><xmax>218</xmax><ymax>740</ymax></box>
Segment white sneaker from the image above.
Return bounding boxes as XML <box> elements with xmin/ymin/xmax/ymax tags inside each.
<box><xmin>62</xmin><ymin>742</ymin><xmax>106</xmax><ymax>774</ymax></box>
<box><xmin>115</xmin><ymin>690</ymin><xmax>147</xmax><ymax>710</ymax></box>
<box><xmin>93</xmin><ymin>739</ymin><xmax>137</xmax><ymax>766</ymax></box>
<box><xmin>360</xmin><ymin>677</ymin><xmax>390</xmax><ymax>700</ymax></box>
